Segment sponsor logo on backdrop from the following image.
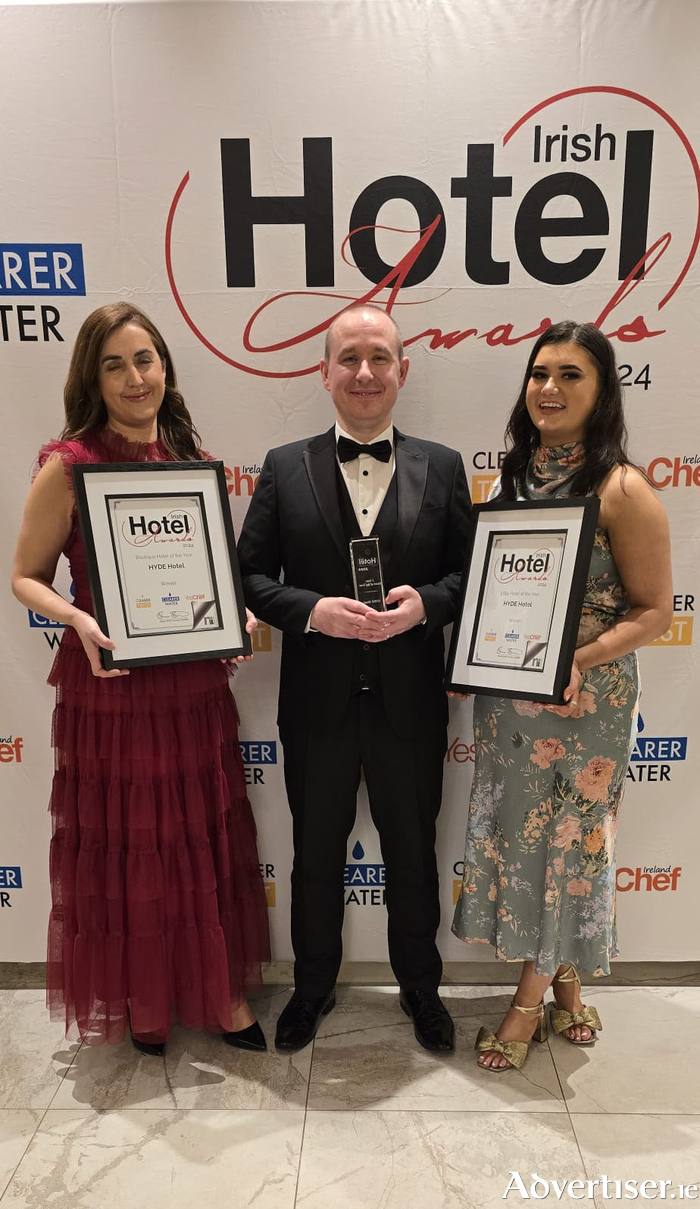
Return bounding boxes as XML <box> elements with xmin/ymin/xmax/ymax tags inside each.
<box><xmin>471</xmin><ymin>474</ymin><xmax>499</xmax><ymax>504</ymax></box>
<box><xmin>225</xmin><ymin>464</ymin><xmax>262</xmax><ymax>495</ymax></box>
<box><xmin>239</xmin><ymin>740</ymin><xmax>277</xmax><ymax>786</ymax></box>
<box><xmin>28</xmin><ymin>607</ymin><xmax>65</xmax><ymax>653</ymax></box>
<box><xmin>471</xmin><ymin>451</ymin><xmax>505</xmax><ymax>504</ymax></box>
<box><xmin>647</xmin><ymin>456</ymin><xmax>700</xmax><ymax>488</ymax></box>
<box><xmin>259</xmin><ymin>861</ymin><xmax>276</xmax><ymax>907</ymax></box>
<box><xmin>251</xmin><ymin>622</ymin><xmax>272</xmax><ymax>653</ymax></box>
<box><xmin>0</xmin><ymin>243</ymin><xmax>86</xmax><ymax>344</ymax></box>
<box><xmin>453</xmin><ymin>860</ymin><xmax>684</xmax><ymax>900</ymax></box>
<box><xmin>617</xmin><ymin>865</ymin><xmax>682</xmax><ymax>891</ymax></box>
<box><xmin>27</xmin><ymin>581</ymin><xmax>75</xmax><ymax>652</ymax></box>
<box><xmin>445</xmin><ymin>735</ymin><xmax>476</xmax><ymax>765</ymax></box>
<box><xmin>648</xmin><ymin>592</ymin><xmax>694</xmax><ymax>646</ymax></box>
<box><xmin>627</xmin><ymin>713</ymin><xmax>687</xmax><ymax>783</ymax></box>
<box><xmin>0</xmin><ymin>865</ymin><xmax>22</xmax><ymax>909</ymax></box>
<box><xmin>0</xmin><ymin>737</ymin><xmax>23</xmax><ymax>764</ymax></box>
<box><xmin>344</xmin><ymin>840</ymin><xmax>386</xmax><ymax>906</ymax></box>
<box><xmin>452</xmin><ymin>860</ymin><xmax>467</xmax><ymax>905</ymax></box>
<box><xmin>167</xmin><ymin>87</ymin><xmax>700</xmax><ymax>377</ymax></box>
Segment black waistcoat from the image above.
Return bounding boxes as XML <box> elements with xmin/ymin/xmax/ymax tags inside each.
<box><xmin>335</xmin><ymin>460</ymin><xmax>399</xmax><ymax>694</ymax></box>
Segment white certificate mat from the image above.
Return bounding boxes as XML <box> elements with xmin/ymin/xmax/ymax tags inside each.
<box><xmin>106</xmin><ymin>494</ymin><xmax>222</xmax><ymax>637</ymax></box>
<box><xmin>471</xmin><ymin>530</ymin><xmax>566</xmax><ymax>670</ymax></box>
<box><xmin>445</xmin><ymin>498</ymin><xmax>600</xmax><ymax>703</ymax></box>
<box><xmin>73</xmin><ymin>461</ymin><xmax>249</xmax><ymax>669</ymax></box>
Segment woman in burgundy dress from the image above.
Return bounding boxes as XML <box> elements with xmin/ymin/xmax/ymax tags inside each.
<box><xmin>12</xmin><ymin>303</ymin><xmax>270</xmax><ymax>1056</ymax></box>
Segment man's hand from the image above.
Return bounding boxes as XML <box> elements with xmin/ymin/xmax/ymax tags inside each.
<box><xmin>357</xmin><ymin>585</ymin><xmax>426</xmax><ymax>642</ymax></box>
<box><xmin>310</xmin><ymin>596</ymin><xmax>373</xmax><ymax>638</ymax></box>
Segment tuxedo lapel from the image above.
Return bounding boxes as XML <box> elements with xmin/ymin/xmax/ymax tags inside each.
<box><xmin>387</xmin><ymin>429</ymin><xmax>428</xmax><ymax>577</ymax></box>
<box><xmin>303</xmin><ymin>427</ymin><xmax>349</xmax><ymax>569</ymax></box>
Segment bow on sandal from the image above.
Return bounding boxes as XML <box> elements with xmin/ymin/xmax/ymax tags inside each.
<box><xmin>551</xmin><ymin>964</ymin><xmax>602</xmax><ymax>1045</ymax></box>
<box><xmin>474</xmin><ymin>1000</ymin><xmax>548</xmax><ymax>1072</ymax></box>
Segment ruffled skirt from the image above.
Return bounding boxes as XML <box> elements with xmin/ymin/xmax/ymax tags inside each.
<box><xmin>46</xmin><ymin>633</ymin><xmax>270</xmax><ymax>1044</ymax></box>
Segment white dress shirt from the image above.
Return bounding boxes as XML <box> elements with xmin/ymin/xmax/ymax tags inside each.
<box><xmin>335</xmin><ymin>421</ymin><xmax>395</xmax><ymax>536</ymax></box>
<box><xmin>306</xmin><ymin>423</ymin><xmax>396</xmax><ymax>631</ymax></box>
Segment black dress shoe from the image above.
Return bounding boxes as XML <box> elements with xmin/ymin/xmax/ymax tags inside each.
<box><xmin>131</xmin><ymin>1036</ymin><xmax>166</xmax><ymax>1058</ymax></box>
<box><xmin>222</xmin><ymin>1021</ymin><xmax>267</xmax><ymax>1052</ymax></box>
<box><xmin>399</xmin><ymin>989</ymin><xmax>455</xmax><ymax>1053</ymax></box>
<box><xmin>275</xmin><ymin>990</ymin><xmax>336</xmax><ymax>1051</ymax></box>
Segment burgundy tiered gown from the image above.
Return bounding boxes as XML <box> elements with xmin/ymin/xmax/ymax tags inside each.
<box><xmin>37</xmin><ymin>427</ymin><xmax>270</xmax><ymax>1045</ymax></box>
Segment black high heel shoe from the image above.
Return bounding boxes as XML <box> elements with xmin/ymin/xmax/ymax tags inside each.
<box><xmin>222</xmin><ymin>1021</ymin><xmax>267</xmax><ymax>1052</ymax></box>
<box><xmin>131</xmin><ymin>1035</ymin><xmax>166</xmax><ymax>1058</ymax></box>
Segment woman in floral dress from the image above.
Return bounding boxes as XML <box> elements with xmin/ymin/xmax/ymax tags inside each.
<box><xmin>452</xmin><ymin>321</ymin><xmax>672</xmax><ymax>1070</ymax></box>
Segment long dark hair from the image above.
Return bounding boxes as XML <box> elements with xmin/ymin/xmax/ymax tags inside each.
<box><xmin>61</xmin><ymin>303</ymin><xmax>203</xmax><ymax>460</ymax></box>
<box><xmin>499</xmin><ymin>321</ymin><xmax>641</xmax><ymax>499</ymax></box>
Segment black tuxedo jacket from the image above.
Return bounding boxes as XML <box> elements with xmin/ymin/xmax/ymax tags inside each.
<box><xmin>237</xmin><ymin>426</ymin><xmax>471</xmax><ymax>738</ymax></box>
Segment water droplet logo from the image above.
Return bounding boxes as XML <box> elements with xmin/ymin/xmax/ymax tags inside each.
<box><xmin>637</xmin><ymin>713</ymin><xmax>645</xmax><ymax>732</ymax></box>
<box><xmin>352</xmin><ymin>840</ymin><xmax>365</xmax><ymax>860</ymax></box>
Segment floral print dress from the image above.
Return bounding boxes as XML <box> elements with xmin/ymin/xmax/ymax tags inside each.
<box><xmin>452</xmin><ymin>444</ymin><xmax>640</xmax><ymax>977</ymax></box>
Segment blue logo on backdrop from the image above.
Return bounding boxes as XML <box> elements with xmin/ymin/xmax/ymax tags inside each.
<box><xmin>627</xmin><ymin>714</ymin><xmax>687</xmax><ymax>783</ymax></box>
<box><xmin>0</xmin><ymin>865</ymin><xmax>22</xmax><ymax>908</ymax></box>
<box><xmin>27</xmin><ymin>611</ymin><xmax>64</xmax><ymax>629</ymax></box>
<box><xmin>27</xmin><ymin>583</ymin><xmax>75</xmax><ymax>651</ymax></box>
<box><xmin>239</xmin><ymin>741</ymin><xmax>277</xmax><ymax>765</ymax></box>
<box><xmin>239</xmin><ymin>740</ymin><xmax>277</xmax><ymax>787</ymax></box>
<box><xmin>0</xmin><ymin>245</ymin><xmax>86</xmax><ymax>295</ymax></box>
<box><xmin>344</xmin><ymin>840</ymin><xmax>386</xmax><ymax>906</ymax></box>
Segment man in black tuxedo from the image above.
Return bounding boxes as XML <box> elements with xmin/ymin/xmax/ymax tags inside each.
<box><xmin>238</xmin><ymin>305</ymin><xmax>470</xmax><ymax>1052</ymax></box>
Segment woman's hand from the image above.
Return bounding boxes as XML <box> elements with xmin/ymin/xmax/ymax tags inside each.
<box><xmin>221</xmin><ymin>608</ymin><xmax>258</xmax><ymax>668</ymax></box>
<box><xmin>448</xmin><ymin>691</ymin><xmax>471</xmax><ymax>701</ymax></box>
<box><xmin>72</xmin><ymin>611</ymin><xmax>129</xmax><ymax>678</ymax></box>
<box><xmin>543</xmin><ymin>657</ymin><xmax>581</xmax><ymax>716</ymax></box>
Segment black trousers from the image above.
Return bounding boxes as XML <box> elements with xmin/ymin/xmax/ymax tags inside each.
<box><xmin>279</xmin><ymin>691</ymin><xmax>446</xmax><ymax>997</ymax></box>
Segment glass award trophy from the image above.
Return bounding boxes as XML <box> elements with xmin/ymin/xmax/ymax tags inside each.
<box><xmin>349</xmin><ymin>537</ymin><xmax>386</xmax><ymax>611</ymax></box>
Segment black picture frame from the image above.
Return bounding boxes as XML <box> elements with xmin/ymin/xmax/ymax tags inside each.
<box><xmin>444</xmin><ymin>496</ymin><xmax>600</xmax><ymax>703</ymax></box>
<box><xmin>73</xmin><ymin>461</ymin><xmax>251</xmax><ymax>669</ymax></box>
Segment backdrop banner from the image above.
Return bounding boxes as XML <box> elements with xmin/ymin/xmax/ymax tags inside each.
<box><xmin>2</xmin><ymin>0</ymin><xmax>698</xmax><ymax>966</ymax></box>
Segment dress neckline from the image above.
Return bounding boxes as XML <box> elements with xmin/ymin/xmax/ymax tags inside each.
<box><xmin>99</xmin><ymin>425</ymin><xmax>168</xmax><ymax>462</ymax></box>
<box><xmin>527</xmin><ymin>442</ymin><xmax>585</xmax><ymax>496</ymax></box>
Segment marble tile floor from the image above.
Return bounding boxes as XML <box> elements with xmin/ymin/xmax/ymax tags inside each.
<box><xmin>0</xmin><ymin>985</ymin><xmax>698</xmax><ymax>1207</ymax></box>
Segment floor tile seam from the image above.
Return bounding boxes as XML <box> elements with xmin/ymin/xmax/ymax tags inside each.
<box><xmin>43</xmin><ymin>1038</ymin><xmax>86</xmax><ymax>1112</ymax></box>
<box><xmin>319</xmin><ymin>1014</ymin><xmax>507</xmax><ymax>1038</ymax></box>
<box><xmin>0</xmin><ymin>1103</ymin><xmax>51</xmax><ymax>1204</ymax></box>
<box><xmin>303</xmin><ymin>1105</ymin><xmax>571</xmax><ymax>1114</ymax></box>
<box><xmin>547</xmin><ymin>1035</ymin><xmax>578</xmax><ymax>1129</ymax></box>
<box><xmin>291</xmin><ymin>1040</ymin><xmax>315</xmax><ymax>1209</ymax></box>
<box><xmin>566</xmin><ymin>1109</ymin><xmax>700</xmax><ymax>1117</ymax></box>
<box><xmin>566</xmin><ymin>1093</ymin><xmax>597</xmax><ymax>1183</ymax></box>
<box><xmin>32</xmin><ymin>1106</ymin><xmax>310</xmax><ymax>1116</ymax></box>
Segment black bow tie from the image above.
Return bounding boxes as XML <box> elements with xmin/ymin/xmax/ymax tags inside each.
<box><xmin>337</xmin><ymin>436</ymin><xmax>392</xmax><ymax>464</ymax></box>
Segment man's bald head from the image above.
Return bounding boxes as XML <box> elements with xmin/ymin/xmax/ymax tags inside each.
<box><xmin>324</xmin><ymin>304</ymin><xmax>404</xmax><ymax>363</ymax></box>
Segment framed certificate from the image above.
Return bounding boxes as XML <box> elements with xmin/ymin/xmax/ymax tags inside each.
<box><xmin>445</xmin><ymin>497</ymin><xmax>600</xmax><ymax>702</ymax></box>
<box><xmin>72</xmin><ymin>461</ymin><xmax>251</xmax><ymax>669</ymax></box>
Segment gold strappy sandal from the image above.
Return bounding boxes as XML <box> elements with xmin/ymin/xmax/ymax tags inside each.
<box><xmin>551</xmin><ymin>964</ymin><xmax>602</xmax><ymax>1046</ymax></box>
<box><xmin>475</xmin><ymin>1000</ymin><xmax>548</xmax><ymax>1072</ymax></box>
